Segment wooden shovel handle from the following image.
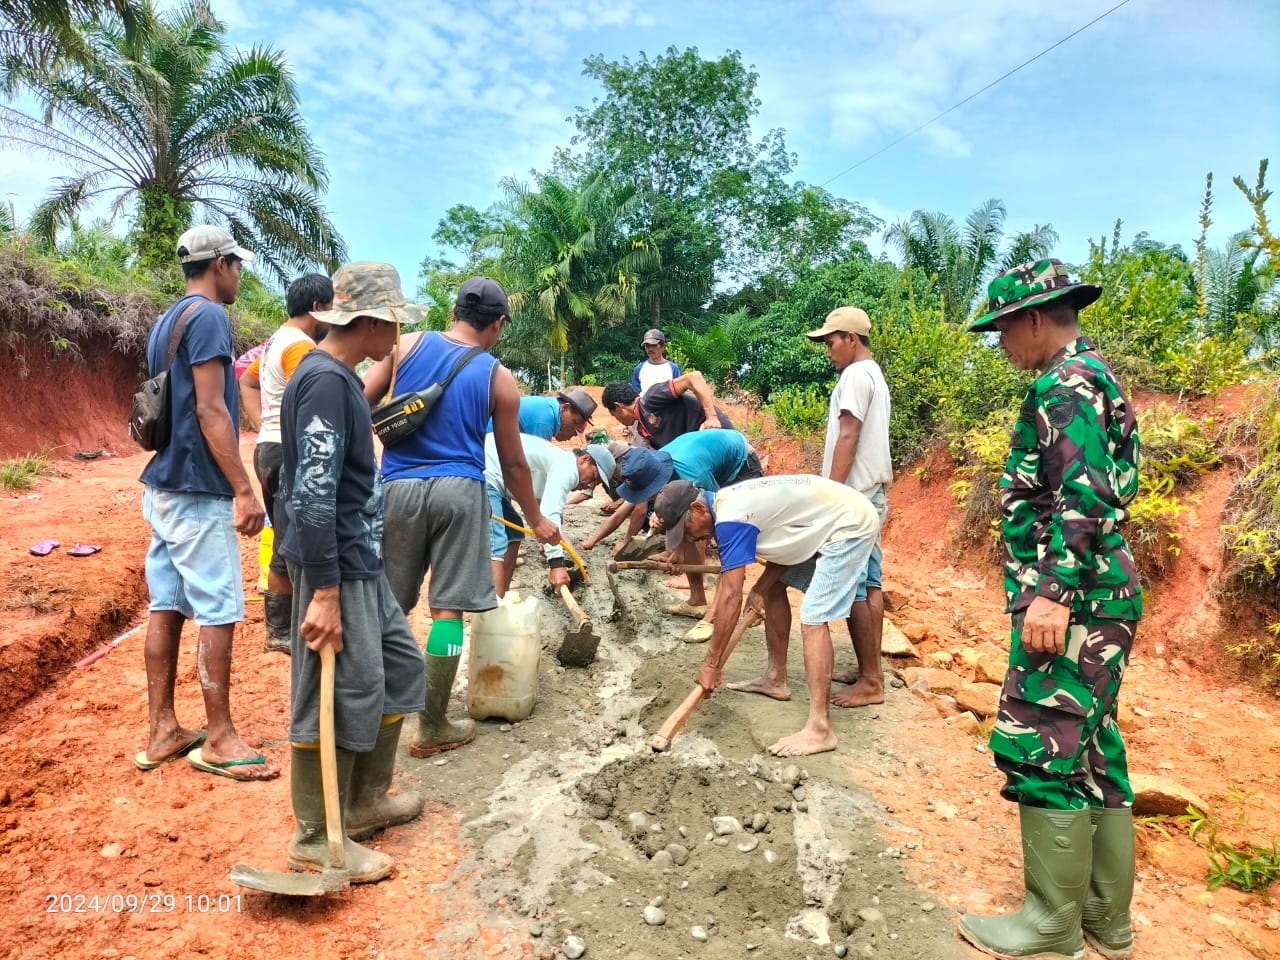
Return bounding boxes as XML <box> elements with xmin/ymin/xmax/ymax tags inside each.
<box><xmin>614</xmin><ymin>559</ymin><xmax>723</xmax><ymax>573</ymax></box>
<box><xmin>318</xmin><ymin>644</ymin><xmax>345</xmax><ymax>871</ymax></box>
<box><xmin>559</xmin><ymin>584</ymin><xmax>590</xmax><ymax>628</ymax></box>
<box><xmin>650</xmin><ymin>605</ymin><xmax>763</xmax><ymax>750</ymax></box>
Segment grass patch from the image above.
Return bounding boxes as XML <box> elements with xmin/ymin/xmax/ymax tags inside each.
<box><xmin>0</xmin><ymin>452</ymin><xmax>55</xmax><ymax>491</ymax></box>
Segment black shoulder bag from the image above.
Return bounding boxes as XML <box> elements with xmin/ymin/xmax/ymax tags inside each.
<box><xmin>128</xmin><ymin>297</ymin><xmax>207</xmax><ymax>451</ymax></box>
<box><xmin>371</xmin><ymin>343</ymin><xmax>485</xmax><ymax>447</ymax></box>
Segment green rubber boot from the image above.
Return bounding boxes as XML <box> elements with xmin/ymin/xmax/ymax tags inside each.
<box><xmin>346</xmin><ymin>719</ymin><xmax>424</xmax><ymax>841</ymax></box>
<box><xmin>958</xmin><ymin>806</ymin><xmax>1090</xmax><ymax>960</ymax></box>
<box><xmin>286</xmin><ymin>745</ymin><xmax>392</xmax><ymax>883</ymax></box>
<box><xmin>1082</xmin><ymin>808</ymin><xmax>1135</xmax><ymax>959</ymax></box>
<box><xmin>263</xmin><ymin>591</ymin><xmax>292</xmax><ymax>654</ymax></box>
<box><xmin>409</xmin><ymin>654</ymin><xmax>476</xmax><ymax>758</ymax></box>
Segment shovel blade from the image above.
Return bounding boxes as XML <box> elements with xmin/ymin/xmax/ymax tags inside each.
<box><xmin>556</xmin><ymin>624</ymin><xmax>600</xmax><ymax>667</ymax></box>
<box><xmin>229</xmin><ymin>863</ymin><xmax>347</xmax><ymax>896</ymax></box>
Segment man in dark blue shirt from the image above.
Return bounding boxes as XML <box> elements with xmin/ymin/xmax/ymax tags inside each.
<box><xmin>135</xmin><ymin>225</ymin><xmax>275</xmax><ymax>782</ymax></box>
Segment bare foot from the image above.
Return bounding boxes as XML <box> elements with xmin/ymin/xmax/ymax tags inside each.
<box><xmin>663</xmin><ymin>575</ymin><xmax>688</xmax><ymax>590</ymax></box>
<box><xmin>727</xmin><ymin>676</ymin><xmax>791</xmax><ymax>701</ymax></box>
<box><xmin>829</xmin><ymin>678</ymin><xmax>885</xmax><ymax>708</ymax></box>
<box><xmin>831</xmin><ymin>669</ymin><xmax>858</xmax><ymax>684</ymax></box>
<box><xmin>768</xmin><ymin>726</ymin><xmax>837</xmax><ymax>757</ymax></box>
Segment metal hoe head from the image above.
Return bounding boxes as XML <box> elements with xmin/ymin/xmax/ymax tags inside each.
<box><xmin>229</xmin><ymin>863</ymin><xmax>347</xmax><ymax>897</ymax></box>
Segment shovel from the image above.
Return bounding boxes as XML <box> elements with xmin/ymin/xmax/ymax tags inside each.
<box><xmin>606</xmin><ymin>559</ymin><xmax>723</xmax><ymax>575</ymax></box>
<box><xmin>556</xmin><ymin>584</ymin><xmax>600</xmax><ymax>667</ymax></box>
<box><xmin>649</xmin><ymin>604</ymin><xmax>763</xmax><ymax>752</ymax></box>
<box><xmin>229</xmin><ymin>644</ymin><xmax>347</xmax><ymax>895</ymax></box>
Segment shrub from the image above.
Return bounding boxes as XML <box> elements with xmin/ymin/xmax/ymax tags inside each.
<box><xmin>1221</xmin><ymin>381</ymin><xmax>1280</xmax><ymax>614</ymax></box>
<box><xmin>947</xmin><ymin>410</ymin><xmax>1015</xmax><ymax>558</ymax></box>
<box><xmin>764</xmin><ymin>384</ymin><xmax>828</xmax><ymax>435</ymax></box>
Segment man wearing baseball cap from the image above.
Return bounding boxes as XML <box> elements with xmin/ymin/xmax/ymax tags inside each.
<box><xmin>362</xmin><ymin>276</ymin><xmax>560</xmax><ymax>759</ymax></box>
<box><xmin>484</xmin><ymin>435</ymin><xmax>615</xmax><ymax>597</ymax></box>
<box><xmin>655</xmin><ymin>474</ymin><xmax>880</xmax><ymax>757</ymax></box>
<box><xmin>486</xmin><ymin>385</ymin><xmax>597</xmax><ymax>442</ymax></box>
<box><xmin>274</xmin><ymin>261</ymin><xmax>427</xmax><ymax>883</ymax></box>
<box><xmin>957</xmin><ymin>259</ymin><xmax>1141</xmax><ymax>960</ymax></box>
<box><xmin>136</xmin><ymin>225</ymin><xmax>276</xmax><ymax>782</ymax></box>
<box><xmin>631</xmin><ymin>328</ymin><xmax>681</xmax><ymax>395</ymax></box>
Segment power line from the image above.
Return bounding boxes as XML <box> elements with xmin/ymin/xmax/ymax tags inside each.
<box><xmin>820</xmin><ymin>0</ymin><xmax>1132</xmax><ymax>188</ymax></box>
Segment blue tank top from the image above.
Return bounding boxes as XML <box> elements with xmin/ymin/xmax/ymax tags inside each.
<box><xmin>380</xmin><ymin>331</ymin><xmax>498</xmax><ymax>482</ymax></box>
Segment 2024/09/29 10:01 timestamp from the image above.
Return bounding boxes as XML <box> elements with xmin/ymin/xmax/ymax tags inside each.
<box><xmin>46</xmin><ymin>893</ymin><xmax>242</xmax><ymax>914</ymax></box>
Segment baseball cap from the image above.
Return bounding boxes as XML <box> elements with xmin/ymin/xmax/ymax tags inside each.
<box><xmin>456</xmin><ymin>277</ymin><xmax>509</xmax><ymax>317</ymax></box>
<box><xmin>582</xmin><ymin>444</ymin><xmax>616</xmax><ymax>487</ymax></box>
<box><xmin>642</xmin><ymin>328</ymin><xmax>667</xmax><ymax>345</ymax></box>
<box><xmin>805</xmin><ymin>306</ymin><xmax>870</xmax><ymax>341</ymax></box>
<box><xmin>653</xmin><ymin>479</ymin><xmax>701</xmax><ymax>551</ymax></box>
<box><xmin>557</xmin><ymin>387</ymin><xmax>597</xmax><ymax>424</ymax></box>
<box><xmin>176</xmin><ymin>225</ymin><xmax>256</xmax><ymax>264</ymax></box>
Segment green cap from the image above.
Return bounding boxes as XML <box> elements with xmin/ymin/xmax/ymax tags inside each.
<box><xmin>969</xmin><ymin>258</ymin><xmax>1101</xmax><ymax>332</ymax></box>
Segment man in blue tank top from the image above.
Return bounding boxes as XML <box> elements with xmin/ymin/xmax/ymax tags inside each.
<box><xmin>363</xmin><ymin>277</ymin><xmax>560</xmax><ymax>758</ymax></box>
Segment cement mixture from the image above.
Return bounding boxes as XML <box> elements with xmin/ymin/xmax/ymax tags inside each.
<box><xmin>399</xmin><ymin>499</ymin><xmax>968</xmax><ymax>960</ymax></box>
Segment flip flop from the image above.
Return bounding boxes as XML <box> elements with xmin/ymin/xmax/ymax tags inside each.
<box><xmin>29</xmin><ymin>539</ymin><xmax>60</xmax><ymax>556</ymax></box>
<box><xmin>188</xmin><ymin>747</ymin><xmax>274</xmax><ymax>781</ymax></box>
<box><xmin>134</xmin><ymin>730</ymin><xmax>207</xmax><ymax>771</ymax></box>
<box><xmin>684</xmin><ymin>621</ymin><xmax>715</xmax><ymax>643</ymax></box>
<box><xmin>663</xmin><ymin>601</ymin><xmax>708</xmax><ymax>619</ymax></box>
<box><xmin>67</xmin><ymin>544</ymin><xmax>102</xmax><ymax>557</ymax></box>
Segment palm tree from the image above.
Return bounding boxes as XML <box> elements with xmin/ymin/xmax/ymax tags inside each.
<box><xmin>0</xmin><ymin>0</ymin><xmax>344</xmax><ymax>282</ymax></box>
<box><xmin>884</xmin><ymin>199</ymin><xmax>1057</xmax><ymax>323</ymax></box>
<box><xmin>0</xmin><ymin>0</ymin><xmax>143</xmax><ymax>68</ymax></box>
<box><xmin>1202</xmin><ymin>230</ymin><xmax>1278</xmax><ymax>346</ymax></box>
<box><xmin>487</xmin><ymin>171</ymin><xmax>660</xmax><ymax>380</ymax></box>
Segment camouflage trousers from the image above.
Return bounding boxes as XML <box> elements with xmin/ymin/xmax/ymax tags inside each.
<box><xmin>990</xmin><ymin>604</ymin><xmax>1139</xmax><ymax>811</ymax></box>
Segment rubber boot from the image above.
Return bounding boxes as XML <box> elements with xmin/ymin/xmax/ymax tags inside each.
<box><xmin>1081</xmin><ymin>808</ymin><xmax>1135</xmax><ymax>959</ymax></box>
<box><xmin>958</xmin><ymin>806</ymin><xmax>1091</xmax><ymax>960</ymax></box>
<box><xmin>286</xmin><ymin>745</ymin><xmax>393</xmax><ymax>883</ymax></box>
<box><xmin>263</xmin><ymin>591</ymin><xmax>292</xmax><ymax>654</ymax></box>
<box><xmin>409</xmin><ymin>654</ymin><xmax>475</xmax><ymax>758</ymax></box>
<box><xmin>346</xmin><ymin>719</ymin><xmax>424</xmax><ymax>841</ymax></box>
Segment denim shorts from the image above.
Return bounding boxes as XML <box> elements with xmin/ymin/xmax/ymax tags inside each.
<box><xmin>855</xmin><ymin>485</ymin><xmax>889</xmax><ymax>602</ymax></box>
<box><xmin>796</xmin><ymin>534</ymin><xmax>877</xmax><ymax>626</ymax></box>
<box><xmin>142</xmin><ymin>486</ymin><xmax>244</xmax><ymax>626</ymax></box>
<box><xmin>486</xmin><ymin>484</ymin><xmax>525</xmax><ymax>560</ymax></box>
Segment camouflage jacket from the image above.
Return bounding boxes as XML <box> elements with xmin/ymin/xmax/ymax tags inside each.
<box><xmin>999</xmin><ymin>336</ymin><xmax>1142</xmax><ymax>619</ymax></box>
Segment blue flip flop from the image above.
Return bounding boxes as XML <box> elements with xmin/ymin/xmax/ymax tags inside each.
<box><xmin>134</xmin><ymin>730</ymin><xmax>206</xmax><ymax>771</ymax></box>
<box><xmin>188</xmin><ymin>747</ymin><xmax>274</xmax><ymax>781</ymax></box>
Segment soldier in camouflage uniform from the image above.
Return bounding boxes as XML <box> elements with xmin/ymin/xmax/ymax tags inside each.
<box><xmin>958</xmin><ymin>260</ymin><xmax>1141</xmax><ymax>960</ymax></box>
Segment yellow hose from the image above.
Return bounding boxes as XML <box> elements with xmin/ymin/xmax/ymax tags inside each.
<box><xmin>490</xmin><ymin>514</ymin><xmax>589</xmax><ymax>584</ymax></box>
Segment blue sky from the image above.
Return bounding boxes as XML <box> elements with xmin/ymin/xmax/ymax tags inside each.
<box><xmin>3</xmin><ymin>0</ymin><xmax>1278</xmax><ymax>295</ymax></box>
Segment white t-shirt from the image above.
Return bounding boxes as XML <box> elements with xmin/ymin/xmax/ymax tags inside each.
<box><xmin>484</xmin><ymin>434</ymin><xmax>578</xmax><ymax>560</ymax></box>
<box><xmin>821</xmin><ymin>358</ymin><xmax>892</xmax><ymax>495</ymax></box>
<box><xmin>637</xmin><ymin>359</ymin><xmax>679</xmax><ymax>394</ymax></box>
<box><xmin>257</xmin><ymin>325</ymin><xmax>316</xmax><ymax>444</ymax></box>
<box><xmin>712</xmin><ymin>475</ymin><xmax>880</xmax><ymax>571</ymax></box>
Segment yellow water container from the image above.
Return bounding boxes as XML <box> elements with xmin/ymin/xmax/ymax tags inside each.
<box><xmin>257</xmin><ymin>521</ymin><xmax>273</xmax><ymax>593</ymax></box>
<box><xmin>467</xmin><ymin>590</ymin><xmax>541</xmax><ymax>723</ymax></box>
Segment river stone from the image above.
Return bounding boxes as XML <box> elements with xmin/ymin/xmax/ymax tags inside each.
<box><xmin>751</xmin><ymin>812</ymin><xmax>768</xmax><ymax>832</ymax></box>
<box><xmin>781</xmin><ymin>763</ymin><xmax>802</xmax><ymax>787</ymax></box>
<box><xmin>691</xmin><ymin>925</ymin><xmax>709</xmax><ymax>942</ymax></box>
<box><xmin>627</xmin><ymin>811</ymin><xmax>648</xmax><ymax>836</ymax></box>
<box><xmin>737</xmin><ymin>836</ymin><xmax>760</xmax><ymax>853</ymax></box>
<box><xmin>643</xmin><ymin>905</ymin><xmax>667</xmax><ymax>926</ymax></box>
<box><xmin>712</xmin><ymin>816</ymin><xmax>742</xmax><ymax>835</ymax></box>
<box><xmin>858</xmin><ymin>907</ymin><xmax>885</xmax><ymax>924</ymax></box>
<box><xmin>763</xmin><ymin>849</ymin><xmax>778</xmax><ymax>865</ymax></box>
<box><xmin>666</xmin><ymin>843</ymin><xmax>690</xmax><ymax>866</ymax></box>
<box><xmin>563</xmin><ymin>935</ymin><xmax>586</xmax><ymax>958</ymax></box>
<box><xmin>793</xmin><ymin>785</ymin><xmax>807</xmax><ymax>803</ymax></box>
<box><xmin>834</xmin><ymin>945</ymin><xmax>848</xmax><ymax>958</ymax></box>
<box><xmin>651</xmin><ymin>850</ymin><xmax>675</xmax><ymax>871</ymax></box>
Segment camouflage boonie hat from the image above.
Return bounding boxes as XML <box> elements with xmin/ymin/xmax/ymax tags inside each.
<box><xmin>969</xmin><ymin>258</ymin><xmax>1101</xmax><ymax>332</ymax></box>
<box><xmin>311</xmin><ymin>262</ymin><xmax>424</xmax><ymax>327</ymax></box>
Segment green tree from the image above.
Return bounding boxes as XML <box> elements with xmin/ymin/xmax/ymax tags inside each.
<box><xmin>0</xmin><ymin>0</ymin><xmax>344</xmax><ymax>282</ymax></box>
<box><xmin>487</xmin><ymin>170</ymin><xmax>659</xmax><ymax>381</ymax></box>
<box><xmin>884</xmin><ymin>199</ymin><xmax>1057</xmax><ymax>323</ymax></box>
<box><xmin>558</xmin><ymin>46</ymin><xmax>795</xmax><ymax>324</ymax></box>
<box><xmin>0</xmin><ymin>0</ymin><xmax>143</xmax><ymax>68</ymax></box>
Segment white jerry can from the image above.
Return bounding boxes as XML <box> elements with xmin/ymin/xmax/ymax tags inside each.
<box><xmin>466</xmin><ymin>590</ymin><xmax>541</xmax><ymax>722</ymax></box>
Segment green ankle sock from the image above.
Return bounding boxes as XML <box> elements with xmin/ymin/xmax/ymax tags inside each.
<box><xmin>426</xmin><ymin>618</ymin><xmax>463</xmax><ymax>657</ymax></box>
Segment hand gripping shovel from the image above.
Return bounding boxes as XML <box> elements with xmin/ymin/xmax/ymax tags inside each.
<box><xmin>649</xmin><ymin>604</ymin><xmax>763</xmax><ymax>752</ymax></box>
<box><xmin>230</xmin><ymin>644</ymin><xmax>346</xmax><ymax>895</ymax></box>
<box><xmin>557</xmin><ymin>584</ymin><xmax>600</xmax><ymax>667</ymax></box>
